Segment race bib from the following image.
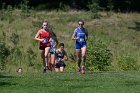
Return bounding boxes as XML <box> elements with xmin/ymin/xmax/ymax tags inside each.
<box><xmin>42</xmin><ymin>39</ymin><xmax>48</xmax><ymax>44</ymax></box>
<box><xmin>57</xmin><ymin>58</ymin><xmax>63</xmax><ymax>62</ymax></box>
<box><xmin>79</xmin><ymin>38</ymin><xmax>85</xmax><ymax>42</ymax></box>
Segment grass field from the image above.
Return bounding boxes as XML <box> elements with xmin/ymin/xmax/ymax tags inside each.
<box><xmin>0</xmin><ymin>71</ymin><xmax>140</xmax><ymax>93</ymax></box>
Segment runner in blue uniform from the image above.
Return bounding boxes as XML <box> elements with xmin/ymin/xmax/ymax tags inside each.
<box><xmin>55</xmin><ymin>43</ymin><xmax>68</xmax><ymax>72</ymax></box>
<box><xmin>71</xmin><ymin>19</ymin><xmax>88</xmax><ymax>74</ymax></box>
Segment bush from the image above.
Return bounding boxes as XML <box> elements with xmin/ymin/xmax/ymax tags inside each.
<box><xmin>58</xmin><ymin>2</ymin><xmax>70</xmax><ymax>11</ymax></box>
<box><xmin>0</xmin><ymin>42</ymin><xmax>10</xmax><ymax>70</ymax></box>
<box><xmin>65</xmin><ymin>62</ymin><xmax>77</xmax><ymax>72</ymax></box>
<box><xmin>86</xmin><ymin>36</ymin><xmax>112</xmax><ymax>71</ymax></box>
<box><xmin>27</xmin><ymin>47</ymin><xmax>37</xmax><ymax>67</ymax></box>
<box><xmin>117</xmin><ymin>54</ymin><xmax>139</xmax><ymax>71</ymax></box>
<box><xmin>19</xmin><ymin>0</ymin><xmax>30</xmax><ymax>18</ymax></box>
<box><xmin>107</xmin><ymin>0</ymin><xmax>114</xmax><ymax>17</ymax></box>
<box><xmin>10</xmin><ymin>33</ymin><xmax>20</xmax><ymax>45</ymax></box>
<box><xmin>87</xmin><ymin>2</ymin><xmax>101</xmax><ymax>19</ymax></box>
<box><xmin>0</xmin><ymin>5</ymin><xmax>15</xmax><ymax>23</ymax></box>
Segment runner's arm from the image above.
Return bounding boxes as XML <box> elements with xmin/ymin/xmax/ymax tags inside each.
<box><xmin>85</xmin><ymin>29</ymin><xmax>88</xmax><ymax>40</ymax></box>
<box><xmin>63</xmin><ymin>51</ymin><xmax>68</xmax><ymax>61</ymax></box>
<box><xmin>34</xmin><ymin>30</ymin><xmax>42</xmax><ymax>41</ymax></box>
<box><xmin>71</xmin><ymin>29</ymin><xmax>78</xmax><ymax>40</ymax></box>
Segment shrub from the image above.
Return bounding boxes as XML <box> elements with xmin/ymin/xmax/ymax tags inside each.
<box><xmin>86</xmin><ymin>36</ymin><xmax>112</xmax><ymax>71</ymax></box>
<box><xmin>19</xmin><ymin>0</ymin><xmax>30</xmax><ymax>18</ymax></box>
<box><xmin>10</xmin><ymin>33</ymin><xmax>20</xmax><ymax>45</ymax></box>
<box><xmin>10</xmin><ymin>47</ymin><xmax>22</xmax><ymax>65</ymax></box>
<box><xmin>65</xmin><ymin>62</ymin><xmax>77</xmax><ymax>72</ymax></box>
<box><xmin>0</xmin><ymin>42</ymin><xmax>10</xmax><ymax>70</ymax></box>
<box><xmin>9</xmin><ymin>33</ymin><xmax>22</xmax><ymax>67</ymax></box>
<box><xmin>0</xmin><ymin>4</ymin><xmax>15</xmax><ymax>23</ymax></box>
<box><xmin>58</xmin><ymin>2</ymin><xmax>70</xmax><ymax>12</ymax></box>
<box><xmin>87</xmin><ymin>2</ymin><xmax>101</xmax><ymax>19</ymax></box>
<box><xmin>117</xmin><ymin>54</ymin><xmax>139</xmax><ymax>71</ymax></box>
<box><xmin>107</xmin><ymin>0</ymin><xmax>114</xmax><ymax>17</ymax></box>
<box><xmin>27</xmin><ymin>47</ymin><xmax>37</xmax><ymax>67</ymax></box>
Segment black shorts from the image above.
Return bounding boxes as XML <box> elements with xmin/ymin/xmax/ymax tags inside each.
<box><xmin>55</xmin><ymin>63</ymin><xmax>66</xmax><ymax>68</ymax></box>
<box><xmin>39</xmin><ymin>46</ymin><xmax>49</xmax><ymax>50</ymax></box>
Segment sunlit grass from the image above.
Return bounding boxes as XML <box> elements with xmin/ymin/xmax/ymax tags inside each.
<box><xmin>0</xmin><ymin>71</ymin><xmax>140</xmax><ymax>93</ymax></box>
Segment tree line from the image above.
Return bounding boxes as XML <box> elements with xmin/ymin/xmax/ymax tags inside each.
<box><xmin>0</xmin><ymin>0</ymin><xmax>139</xmax><ymax>11</ymax></box>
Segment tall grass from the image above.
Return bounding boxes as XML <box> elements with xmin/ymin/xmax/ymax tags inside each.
<box><xmin>0</xmin><ymin>8</ymin><xmax>140</xmax><ymax>72</ymax></box>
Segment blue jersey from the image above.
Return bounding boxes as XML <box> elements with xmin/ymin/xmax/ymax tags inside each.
<box><xmin>56</xmin><ymin>49</ymin><xmax>65</xmax><ymax>62</ymax></box>
<box><xmin>50</xmin><ymin>37</ymin><xmax>56</xmax><ymax>54</ymax></box>
<box><xmin>76</xmin><ymin>27</ymin><xmax>87</xmax><ymax>43</ymax></box>
<box><xmin>50</xmin><ymin>38</ymin><xmax>55</xmax><ymax>48</ymax></box>
<box><xmin>75</xmin><ymin>27</ymin><xmax>87</xmax><ymax>49</ymax></box>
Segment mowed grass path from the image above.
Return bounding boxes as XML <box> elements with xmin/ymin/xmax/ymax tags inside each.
<box><xmin>0</xmin><ymin>71</ymin><xmax>140</xmax><ymax>93</ymax></box>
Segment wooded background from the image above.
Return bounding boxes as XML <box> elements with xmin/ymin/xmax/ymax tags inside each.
<box><xmin>0</xmin><ymin>0</ymin><xmax>139</xmax><ymax>11</ymax></box>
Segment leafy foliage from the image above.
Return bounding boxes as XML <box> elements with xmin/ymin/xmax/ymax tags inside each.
<box><xmin>107</xmin><ymin>0</ymin><xmax>114</xmax><ymax>17</ymax></box>
<box><xmin>117</xmin><ymin>54</ymin><xmax>139</xmax><ymax>71</ymax></box>
<box><xmin>27</xmin><ymin>47</ymin><xmax>37</xmax><ymax>67</ymax></box>
<box><xmin>87</xmin><ymin>2</ymin><xmax>101</xmax><ymax>19</ymax></box>
<box><xmin>0</xmin><ymin>42</ymin><xmax>10</xmax><ymax>70</ymax></box>
<box><xmin>19</xmin><ymin>0</ymin><xmax>30</xmax><ymax>18</ymax></box>
<box><xmin>0</xmin><ymin>4</ymin><xmax>15</xmax><ymax>23</ymax></box>
<box><xmin>0</xmin><ymin>0</ymin><xmax>139</xmax><ymax>11</ymax></box>
<box><xmin>86</xmin><ymin>36</ymin><xmax>112</xmax><ymax>71</ymax></box>
<box><xmin>9</xmin><ymin>32</ymin><xmax>23</xmax><ymax>67</ymax></box>
<box><xmin>10</xmin><ymin>33</ymin><xmax>20</xmax><ymax>45</ymax></box>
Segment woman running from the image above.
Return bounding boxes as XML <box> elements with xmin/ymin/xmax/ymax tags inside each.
<box><xmin>55</xmin><ymin>43</ymin><xmax>68</xmax><ymax>72</ymax></box>
<box><xmin>48</xmin><ymin>31</ymin><xmax>58</xmax><ymax>71</ymax></box>
<box><xmin>71</xmin><ymin>19</ymin><xmax>88</xmax><ymax>74</ymax></box>
<box><xmin>34</xmin><ymin>21</ymin><xmax>51</xmax><ymax>73</ymax></box>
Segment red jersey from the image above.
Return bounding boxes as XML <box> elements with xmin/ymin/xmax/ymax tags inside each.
<box><xmin>39</xmin><ymin>29</ymin><xmax>51</xmax><ymax>47</ymax></box>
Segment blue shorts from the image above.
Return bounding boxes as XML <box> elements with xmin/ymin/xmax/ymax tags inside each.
<box><xmin>75</xmin><ymin>41</ymin><xmax>87</xmax><ymax>49</ymax></box>
<box><xmin>55</xmin><ymin>63</ymin><xmax>66</xmax><ymax>68</ymax></box>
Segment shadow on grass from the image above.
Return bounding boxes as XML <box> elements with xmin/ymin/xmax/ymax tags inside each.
<box><xmin>57</xmin><ymin>78</ymin><xmax>94</xmax><ymax>82</ymax></box>
<box><xmin>0</xmin><ymin>73</ymin><xmax>17</xmax><ymax>86</ymax></box>
<box><xmin>0</xmin><ymin>82</ymin><xmax>17</xmax><ymax>86</ymax></box>
<box><xmin>128</xmin><ymin>21</ymin><xmax>140</xmax><ymax>31</ymax></box>
<box><xmin>0</xmin><ymin>75</ymin><xmax>14</xmax><ymax>78</ymax></box>
<box><xmin>69</xmin><ymin>84</ymin><xmax>96</xmax><ymax>89</ymax></box>
<box><xmin>124</xmin><ymin>80</ymin><xmax>140</xmax><ymax>86</ymax></box>
<box><xmin>0</xmin><ymin>74</ymin><xmax>14</xmax><ymax>78</ymax></box>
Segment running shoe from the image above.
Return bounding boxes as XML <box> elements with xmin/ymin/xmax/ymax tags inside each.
<box><xmin>77</xmin><ymin>67</ymin><xmax>81</xmax><ymax>73</ymax></box>
<box><xmin>81</xmin><ymin>66</ymin><xmax>85</xmax><ymax>74</ymax></box>
<box><xmin>46</xmin><ymin>66</ymin><xmax>50</xmax><ymax>70</ymax></box>
<box><xmin>43</xmin><ymin>68</ymin><xmax>47</xmax><ymax>73</ymax></box>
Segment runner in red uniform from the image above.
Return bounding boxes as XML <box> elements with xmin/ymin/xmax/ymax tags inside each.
<box><xmin>34</xmin><ymin>21</ymin><xmax>51</xmax><ymax>73</ymax></box>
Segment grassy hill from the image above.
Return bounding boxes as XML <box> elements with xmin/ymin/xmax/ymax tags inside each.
<box><xmin>0</xmin><ymin>9</ymin><xmax>140</xmax><ymax>72</ymax></box>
